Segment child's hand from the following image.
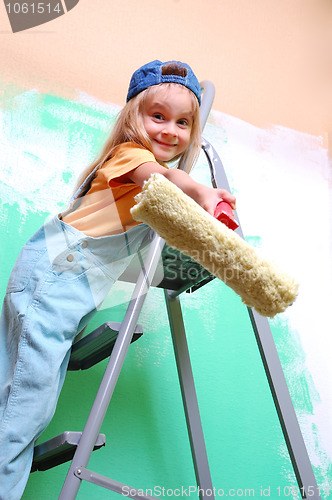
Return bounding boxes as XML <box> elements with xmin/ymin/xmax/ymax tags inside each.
<box><xmin>196</xmin><ymin>186</ymin><xmax>236</xmax><ymax>216</ymax></box>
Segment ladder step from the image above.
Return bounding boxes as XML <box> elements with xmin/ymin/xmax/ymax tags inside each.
<box><xmin>31</xmin><ymin>431</ymin><xmax>105</xmax><ymax>472</ymax></box>
<box><xmin>68</xmin><ymin>321</ymin><xmax>143</xmax><ymax>371</ymax></box>
<box><xmin>119</xmin><ymin>244</ymin><xmax>215</xmax><ymax>293</ymax></box>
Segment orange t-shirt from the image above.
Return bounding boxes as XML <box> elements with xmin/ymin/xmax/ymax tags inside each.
<box><xmin>63</xmin><ymin>142</ymin><xmax>165</xmax><ymax>237</ymax></box>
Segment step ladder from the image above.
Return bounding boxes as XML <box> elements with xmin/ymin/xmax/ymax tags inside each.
<box><xmin>32</xmin><ymin>82</ymin><xmax>321</xmax><ymax>500</ymax></box>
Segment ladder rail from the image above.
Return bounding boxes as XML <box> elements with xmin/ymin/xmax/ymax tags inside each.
<box><xmin>201</xmin><ymin>138</ymin><xmax>321</xmax><ymax>500</ymax></box>
<box><xmin>164</xmin><ymin>290</ymin><xmax>214</xmax><ymax>500</ymax></box>
<box><xmin>59</xmin><ymin>234</ymin><xmax>166</xmax><ymax>499</ymax></box>
<box><xmin>58</xmin><ymin>82</ymin><xmax>216</xmax><ymax>499</ymax></box>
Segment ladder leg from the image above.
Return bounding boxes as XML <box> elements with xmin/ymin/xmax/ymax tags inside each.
<box><xmin>164</xmin><ymin>290</ymin><xmax>214</xmax><ymax>500</ymax></box>
<box><xmin>248</xmin><ymin>308</ymin><xmax>321</xmax><ymax>500</ymax></box>
<box><xmin>202</xmin><ymin>137</ymin><xmax>320</xmax><ymax>498</ymax></box>
<box><xmin>58</xmin><ymin>235</ymin><xmax>165</xmax><ymax>500</ymax></box>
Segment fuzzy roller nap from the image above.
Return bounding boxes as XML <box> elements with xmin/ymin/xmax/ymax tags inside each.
<box><xmin>131</xmin><ymin>173</ymin><xmax>298</xmax><ymax>318</ymax></box>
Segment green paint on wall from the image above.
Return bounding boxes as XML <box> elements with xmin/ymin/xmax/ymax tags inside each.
<box><xmin>0</xmin><ymin>82</ymin><xmax>328</xmax><ymax>499</ymax></box>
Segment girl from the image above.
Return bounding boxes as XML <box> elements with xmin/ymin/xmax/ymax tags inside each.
<box><xmin>0</xmin><ymin>60</ymin><xmax>236</xmax><ymax>499</ymax></box>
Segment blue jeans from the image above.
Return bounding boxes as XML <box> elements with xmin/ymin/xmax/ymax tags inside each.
<box><xmin>0</xmin><ymin>215</ymin><xmax>150</xmax><ymax>500</ymax></box>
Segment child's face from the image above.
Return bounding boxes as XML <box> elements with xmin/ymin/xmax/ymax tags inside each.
<box><xmin>142</xmin><ymin>85</ymin><xmax>194</xmax><ymax>162</ymax></box>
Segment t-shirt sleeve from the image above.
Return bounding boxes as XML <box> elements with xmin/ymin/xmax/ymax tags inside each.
<box><xmin>102</xmin><ymin>143</ymin><xmax>161</xmax><ymax>184</ymax></box>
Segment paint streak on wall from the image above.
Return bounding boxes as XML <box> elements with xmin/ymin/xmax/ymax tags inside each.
<box><xmin>0</xmin><ymin>82</ymin><xmax>120</xmax><ymax>217</ymax></box>
<box><xmin>0</xmin><ymin>84</ymin><xmax>331</xmax><ymax>493</ymax></box>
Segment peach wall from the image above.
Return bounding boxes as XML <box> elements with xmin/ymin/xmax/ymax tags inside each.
<box><xmin>1</xmin><ymin>0</ymin><xmax>331</xmax><ymax>138</ymax></box>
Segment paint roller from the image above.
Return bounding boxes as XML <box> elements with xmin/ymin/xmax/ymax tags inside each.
<box><xmin>130</xmin><ymin>173</ymin><xmax>298</xmax><ymax>318</ymax></box>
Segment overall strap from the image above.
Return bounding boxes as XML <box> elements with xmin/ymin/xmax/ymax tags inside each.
<box><xmin>59</xmin><ymin>162</ymin><xmax>102</xmax><ymax>220</ymax></box>
<box><xmin>70</xmin><ymin>162</ymin><xmax>103</xmax><ymax>203</ymax></box>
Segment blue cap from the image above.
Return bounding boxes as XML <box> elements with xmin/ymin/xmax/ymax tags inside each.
<box><xmin>126</xmin><ymin>60</ymin><xmax>201</xmax><ymax>105</ymax></box>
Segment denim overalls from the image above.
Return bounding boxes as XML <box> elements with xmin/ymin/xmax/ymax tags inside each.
<box><xmin>0</xmin><ymin>167</ymin><xmax>151</xmax><ymax>500</ymax></box>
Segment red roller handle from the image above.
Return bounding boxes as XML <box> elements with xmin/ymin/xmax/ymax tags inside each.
<box><xmin>214</xmin><ymin>201</ymin><xmax>239</xmax><ymax>231</ymax></box>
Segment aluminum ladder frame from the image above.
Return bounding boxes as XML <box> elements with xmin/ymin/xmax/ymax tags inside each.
<box><xmin>57</xmin><ymin>82</ymin><xmax>320</xmax><ymax>500</ymax></box>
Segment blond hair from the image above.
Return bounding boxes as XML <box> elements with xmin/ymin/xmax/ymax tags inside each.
<box><xmin>72</xmin><ymin>82</ymin><xmax>201</xmax><ymax>194</ymax></box>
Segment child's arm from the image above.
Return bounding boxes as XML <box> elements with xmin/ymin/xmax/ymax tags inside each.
<box><xmin>116</xmin><ymin>161</ymin><xmax>236</xmax><ymax>216</ymax></box>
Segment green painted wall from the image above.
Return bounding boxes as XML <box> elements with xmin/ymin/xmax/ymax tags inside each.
<box><xmin>0</xmin><ymin>84</ymin><xmax>328</xmax><ymax>499</ymax></box>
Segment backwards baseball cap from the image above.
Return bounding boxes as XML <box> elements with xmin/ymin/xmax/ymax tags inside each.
<box><xmin>126</xmin><ymin>60</ymin><xmax>201</xmax><ymax>105</ymax></box>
